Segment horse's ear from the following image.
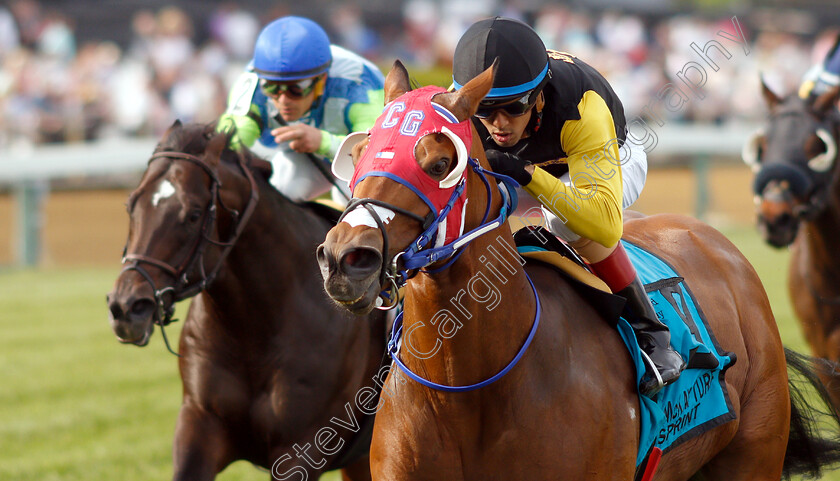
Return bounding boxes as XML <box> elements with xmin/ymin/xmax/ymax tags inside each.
<box><xmin>812</xmin><ymin>85</ymin><xmax>840</xmax><ymax>115</ymax></box>
<box><xmin>154</xmin><ymin>119</ymin><xmax>184</xmax><ymax>151</ymax></box>
<box><xmin>384</xmin><ymin>60</ymin><xmax>412</xmax><ymax>104</ymax></box>
<box><xmin>204</xmin><ymin>132</ymin><xmax>227</xmax><ymax>167</ymax></box>
<box><xmin>161</xmin><ymin>119</ymin><xmax>183</xmax><ymax>139</ymax></box>
<box><xmin>203</xmin><ymin>121</ymin><xmax>220</xmax><ymax>138</ymax></box>
<box><xmin>210</xmin><ymin>120</ymin><xmax>236</xmax><ymax>150</ymax></box>
<box><xmin>760</xmin><ymin>76</ymin><xmax>781</xmax><ymax>110</ymax></box>
<box><xmin>433</xmin><ymin>59</ymin><xmax>497</xmax><ymax>123</ymax></box>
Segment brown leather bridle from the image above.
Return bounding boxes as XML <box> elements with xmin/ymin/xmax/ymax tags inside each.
<box><xmin>120</xmin><ymin>150</ymin><xmax>259</xmax><ymax>352</ymax></box>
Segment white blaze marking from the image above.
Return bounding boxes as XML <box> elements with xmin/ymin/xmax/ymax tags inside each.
<box><xmin>341</xmin><ymin>204</ymin><xmax>395</xmax><ymax>228</ymax></box>
<box><xmin>152</xmin><ymin>180</ymin><xmax>176</xmax><ymax>207</ymax></box>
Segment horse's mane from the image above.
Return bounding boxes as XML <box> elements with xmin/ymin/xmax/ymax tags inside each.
<box><xmin>221</xmin><ymin>142</ymin><xmax>273</xmax><ymax>184</ymax></box>
<box><xmin>152</xmin><ymin>121</ymin><xmax>345</xmax><ymax>217</ymax></box>
<box><xmin>156</xmin><ymin>121</ymin><xmax>273</xmax><ymax>183</ymax></box>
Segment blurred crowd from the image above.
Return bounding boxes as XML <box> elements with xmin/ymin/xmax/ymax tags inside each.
<box><xmin>0</xmin><ymin>0</ymin><xmax>838</xmax><ymax>148</ymax></box>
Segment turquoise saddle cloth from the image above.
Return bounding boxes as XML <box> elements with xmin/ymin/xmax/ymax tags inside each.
<box><xmin>620</xmin><ymin>240</ymin><xmax>736</xmax><ymax>465</ymax></box>
<box><xmin>518</xmin><ymin>238</ymin><xmax>737</xmax><ymax>467</ymax></box>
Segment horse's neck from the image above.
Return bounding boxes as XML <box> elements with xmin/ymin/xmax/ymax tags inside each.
<box><xmin>798</xmin><ymin>119</ymin><xmax>840</xmax><ymax>274</ymax></box>
<box><xmin>208</xmin><ymin>185</ymin><xmax>330</xmax><ymax>320</ymax></box>
<box><xmin>801</xmin><ymin>179</ymin><xmax>840</xmax><ymax>279</ymax></box>
<box><xmin>401</xmin><ymin>227</ymin><xmax>536</xmax><ymax>386</ymax></box>
<box><xmin>248</xmin><ymin>188</ymin><xmax>328</xmax><ymax>254</ymax></box>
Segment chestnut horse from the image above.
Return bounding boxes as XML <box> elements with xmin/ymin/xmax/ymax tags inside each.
<box><xmin>744</xmin><ymin>81</ymin><xmax>840</xmax><ymax>396</ymax></box>
<box><xmin>317</xmin><ymin>62</ymin><xmax>840</xmax><ymax>480</ymax></box>
<box><xmin>106</xmin><ymin>122</ymin><xmax>386</xmax><ymax>481</ymax></box>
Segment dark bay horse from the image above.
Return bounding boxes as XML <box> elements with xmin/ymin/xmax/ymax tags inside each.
<box><xmin>316</xmin><ymin>61</ymin><xmax>840</xmax><ymax>480</ymax></box>
<box><xmin>743</xmin><ymin>81</ymin><xmax>840</xmax><ymax>394</ymax></box>
<box><xmin>106</xmin><ymin>121</ymin><xmax>385</xmax><ymax>481</ymax></box>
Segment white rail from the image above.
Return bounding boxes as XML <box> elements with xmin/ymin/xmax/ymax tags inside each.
<box><xmin>0</xmin><ymin>137</ymin><xmax>157</xmax><ymax>183</ymax></box>
<box><xmin>0</xmin><ymin>124</ymin><xmax>757</xmax><ymax>266</ymax></box>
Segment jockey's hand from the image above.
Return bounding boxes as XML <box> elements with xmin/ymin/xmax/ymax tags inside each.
<box><xmin>485</xmin><ymin>150</ymin><xmax>533</xmax><ymax>186</ymax></box>
<box><xmin>272</xmin><ymin>124</ymin><xmax>323</xmax><ymax>153</ymax></box>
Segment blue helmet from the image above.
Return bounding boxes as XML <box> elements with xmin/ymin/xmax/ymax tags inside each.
<box><xmin>252</xmin><ymin>16</ymin><xmax>332</xmax><ymax>81</ymax></box>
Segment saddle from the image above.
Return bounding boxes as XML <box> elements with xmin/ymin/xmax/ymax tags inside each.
<box><xmin>513</xmin><ymin>226</ymin><xmax>611</xmax><ymax>294</ymax></box>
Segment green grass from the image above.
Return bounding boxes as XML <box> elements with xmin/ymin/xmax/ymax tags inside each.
<box><xmin>0</xmin><ymin>268</ymin><xmax>341</xmax><ymax>481</ymax></box>
<box><xmin>0</xmin><ymin>226</ymin><xmax>834</xmax><ymax>480</ymax></box>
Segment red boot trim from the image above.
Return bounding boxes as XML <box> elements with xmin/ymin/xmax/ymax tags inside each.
<box><xmin>588</xmin><ymin>242</ymin><xmax>637</xmax><ymax>293</ymax></box>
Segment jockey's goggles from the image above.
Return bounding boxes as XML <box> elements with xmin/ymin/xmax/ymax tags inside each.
<box><xmin>260</xmin><ymin>76</ymin><xmax>319</xmax><ymax>99</ymax></box>
<box><xmin>474</xmin><ymin>90</ymin><xmax>536</xmax><ymax>119</ymax></box>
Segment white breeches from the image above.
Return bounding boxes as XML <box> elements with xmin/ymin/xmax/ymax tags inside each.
<box><xmin>269</xmin><ymin>144</ymin><xmax>351</xmax><ymax>205</ymax></box>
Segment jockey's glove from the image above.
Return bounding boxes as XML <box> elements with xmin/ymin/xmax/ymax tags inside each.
<box><xmin>486</xmin><ymin>150</ymin><xmax>533</xmax><ymax>186</ymax></box>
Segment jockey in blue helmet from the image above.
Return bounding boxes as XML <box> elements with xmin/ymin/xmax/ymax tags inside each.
<box><xmin>218</xmin><ymin>16</ymin><xmax>385</xmax><ymax>203</ymax></box>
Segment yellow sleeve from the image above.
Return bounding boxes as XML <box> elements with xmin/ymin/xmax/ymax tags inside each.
<box><xmin>523</xmin><ymin>90</ymin><xmax>624</xmax><ymax>247</ymax></box>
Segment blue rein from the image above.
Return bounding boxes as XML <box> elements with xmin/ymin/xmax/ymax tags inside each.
<box><xmin>387</xmin><ymin>272</ymin><xmax>542</xmax><ymax>392</ymax></box>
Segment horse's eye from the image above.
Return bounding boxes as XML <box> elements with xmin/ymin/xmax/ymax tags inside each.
<box><xmin>352</xmin><ymin>139</ymin><xmax>369</xmax><ymax>167</ymax></box>
<box><xmin>187</xmin><ymin>209</ymin><xmax>202</xmax><ymax>223</ymax></box>
<box><xmin>429</xmin><ymin>159</ymin><xmax>450</xmax><ymax>177</ymax></box>
<box><xmin>353</xmin><ymin>147</ymin><xmax>366</xmax><ymax>167</ymax></box>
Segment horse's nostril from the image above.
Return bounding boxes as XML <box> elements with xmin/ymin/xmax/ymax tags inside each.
<box><xmin>758</xmin><ymin>210</ymin><xmax>800</xmax><ymax>248</ymax></box>
<box><xmin>129</xmin><ymin>299</ymin><xmax>156</xmax><ymax>321</ymax></box>
<box><xmin>340</xmin><ymin>248</ymin><xmax>381</xmax><ymax>278</ymax></box>
<box><xmin>316</xmin><ymin>244</ymin><xmax>329</xmax><ymax>268</ymax></box>
<box><xmin>344</xmin><ymin>250</ymin><xmax>362</xmax><ymax>266</ymax></box>
<box><xmin>109</xmin><ymin>302</ymin><xmax>124</xmax><ymax>321</ymax></box>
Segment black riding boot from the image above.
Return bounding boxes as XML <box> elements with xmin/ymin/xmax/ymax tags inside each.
<box><xmin>618</xmin><ymin>275</ymin><xmax>686</xmax><ymax>397</ymax></box>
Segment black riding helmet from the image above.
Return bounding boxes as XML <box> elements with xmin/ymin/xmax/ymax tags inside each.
<box><xmin>453</xmin><ymin>17</ymin><xmax>550</xmax><ymax>113</ymax></box>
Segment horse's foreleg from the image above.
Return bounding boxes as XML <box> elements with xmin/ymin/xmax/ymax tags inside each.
<box><xmin>172</xmin><ymin>405</ymin><xmax>233</xmax><ymax>481</ymax></box>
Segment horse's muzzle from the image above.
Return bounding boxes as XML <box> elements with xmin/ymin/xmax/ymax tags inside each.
<box><xmin>107</xmin><ymin>289</ymin><xmax>156</xmax><ymax>346</ymax></box>
<box><xmin>756</xmin><ymin>181</ymin><xmax>800</xmax><ymax>248</ymax></box>
<box><xmin>757</xmin><ymin>212</ymin><xmax>799</xmax><ymax>248</ymax></box>
<box><xmin>317</xmin><ymin>227</ymin><xmax>385</xmax><ymax>314</ymax></box>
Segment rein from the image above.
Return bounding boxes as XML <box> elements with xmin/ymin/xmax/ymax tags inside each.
<box><xmin>121</xmin><ymin>150</ymin><xmax>259</xmax><ymax>355</ymax></box>
<box><xmin>387</xmin><ymin>273</ymin><xmax>542</xmax><ymax>392</ymax></box>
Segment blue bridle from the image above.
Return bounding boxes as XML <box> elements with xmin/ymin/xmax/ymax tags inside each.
<box><xmin>341</xmin><ymin>157</ymin><xmax>542</xmax><ymax>392</ymax></box>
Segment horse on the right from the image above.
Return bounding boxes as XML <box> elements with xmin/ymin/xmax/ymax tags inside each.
<box><xmin>744</xmin><ymin>80</ymin><xmax>840</xmax><ymax>397</ymax></box>
<box><xmin>317</xmin><ymin>61</ymin><xmax>840</xmax><ymax>480</ymax></box>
